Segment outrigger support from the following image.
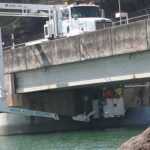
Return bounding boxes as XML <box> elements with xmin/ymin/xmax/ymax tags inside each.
<box><xmin>72</xmin><ymin>106</ymin><xmax>101</xmax><ymax>122</ymax></box>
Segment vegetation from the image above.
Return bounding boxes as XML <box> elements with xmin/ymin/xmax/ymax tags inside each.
<box><xmin>92</xmin><ymin>0</ymin><xmax>150</xmax><ymax>18</ymax></box>
<box><xmin>75</xmin><ymin>0</ymin><xmax>150</xmax><ymax>18</ymax></box>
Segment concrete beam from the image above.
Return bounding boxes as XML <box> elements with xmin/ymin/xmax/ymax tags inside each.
<box><xmin>15</xmin><ymin>50</ymin><xmax>150</xmax><ymax>93</ymax></box>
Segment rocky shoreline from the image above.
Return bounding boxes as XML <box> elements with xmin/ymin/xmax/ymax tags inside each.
<box><xmin>118</xmin><ymin>127</ymin><xmax>150</xmax><ymax>150</ymax></box>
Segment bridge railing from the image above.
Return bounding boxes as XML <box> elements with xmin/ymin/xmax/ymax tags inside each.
<box><xmin>113</xmin><ymin>7</ymin><xmax>150</xmax><ymax>26</ymax></box>
<box><xmin>112</xmin><ymin>14</ymin><xmax>150</xmax><ymax>26</ymax></box>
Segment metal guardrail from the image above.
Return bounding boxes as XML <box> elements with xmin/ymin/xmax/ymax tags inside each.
<box><xmin>113</xmin><ymin>14</ymin><xmax>150</xmax><ymax>26</ymax></box>
<box><xmin>3</xmin><ymin>38</ymin><xmax>49</xmax><ymax>51</ymax></box>
<box><xmin>3</xmin><ymin>42</ymin><xmax>25</xmax><ymax>51</ymax></box>
<box><xmin>128</xmin><ymin>7</ymin><xmax>150</xmax><ymax>18</ymax></box>
<box><xmin>113</xmin><ymin>6</ymin><xmax>150</xmax><ymax>26</ymax></box>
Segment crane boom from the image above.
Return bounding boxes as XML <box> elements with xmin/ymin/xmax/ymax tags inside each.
<box><xmin>0</xmin><ymin>3</ymin><xmax>62</xmax><ymax>17</ymax></box>
<box><xmin>0</xmin><ymin>2</ymin><xmax>63</xmax><ymax>40</ymax></box>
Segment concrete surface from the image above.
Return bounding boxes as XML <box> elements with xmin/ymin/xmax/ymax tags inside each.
<box><xmin>3</xmin><ymin>19</ymin><xmax>150</xmax><ymax>74</ymax></box>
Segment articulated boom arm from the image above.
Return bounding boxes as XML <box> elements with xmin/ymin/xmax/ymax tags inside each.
<box><xmin>0</xmin><ymin>3</ymin><xmax>62</xmax><ymax>17</ymax></box>
<box><xmin>0</xmin><ymin>98</ymin><xmax>59</xmax><ymax>120</ymax></box>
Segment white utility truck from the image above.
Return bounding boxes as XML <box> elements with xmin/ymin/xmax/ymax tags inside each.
<box><xmin>0</xmin><ymin>2</ymin><xmax>112</xmax><ymax>39</ymax></box>
<box><xmin>44</xmin><ymin>3</ymin><xmax>112</xmax><ymax>38</ymax></box>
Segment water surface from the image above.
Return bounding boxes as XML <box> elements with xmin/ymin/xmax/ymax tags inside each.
<box><xmin>0</xmin><ymin>128</ymin><xmax>143</xmax><ymax>150</ymax></box>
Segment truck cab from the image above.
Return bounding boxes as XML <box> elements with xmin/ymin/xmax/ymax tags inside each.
<box><xmin>44</xmin><ymin>3</ymin><xmax>112</xmax><ymax>38</ymax></box>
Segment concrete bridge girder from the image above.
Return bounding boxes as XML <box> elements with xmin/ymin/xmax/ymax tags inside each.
<box><xmin>14</xmin><ymin>50</ymin><xmax>150</xmax><ymax>93</ymax></box>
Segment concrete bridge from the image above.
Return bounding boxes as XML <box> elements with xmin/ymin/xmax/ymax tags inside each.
<box><xmin>2</xmin><ymin>19</ymin><xmax>150</xmax><ymax>134</ymax></box>
<box><xmin>4</xmin><ymin>19</ymin><xmax>150</xmax><ymax>92</ymax></box>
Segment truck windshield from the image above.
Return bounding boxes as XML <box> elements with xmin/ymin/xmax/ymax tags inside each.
<box><xmin>71</xmin><ymin>6</ymin><xmax>101</xmax><ymax>18</ymax></box>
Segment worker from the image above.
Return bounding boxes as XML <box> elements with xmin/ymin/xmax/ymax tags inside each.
<box><xmin>103</xmin><ymin>87</ymin><xmax>113</xmax><ymax>99</ymax></box>
<box><xmin>115</xmin><ymin>86</ymin><xmax>123</xmax><ymax>98</ymax></box>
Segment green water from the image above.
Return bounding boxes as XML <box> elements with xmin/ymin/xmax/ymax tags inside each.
<box><xmin>0</xmin><ymin>128</ymin><xmax>143</xmax><ymax>150</ymax></box>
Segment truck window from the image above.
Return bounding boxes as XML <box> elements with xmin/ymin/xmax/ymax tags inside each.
<box><xmin>61</xmin><ymin>9</ymin><xmax>69</xmax><ymax>20</ymax></box>
<box><xmin>71</xmin><ymin>6</ymin><xmax>101</xmax><ymax>18</ymax></box>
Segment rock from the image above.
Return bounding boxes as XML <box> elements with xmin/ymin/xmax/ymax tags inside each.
<box><xmin>118</xmin><ymin>127</ymin><xmax>150</xmax><ymax>150</ymax></box>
